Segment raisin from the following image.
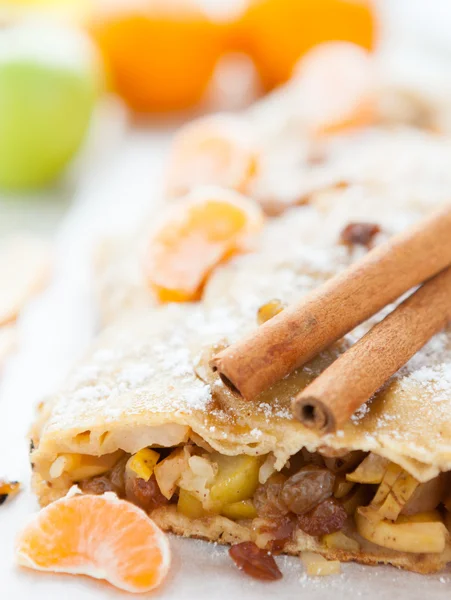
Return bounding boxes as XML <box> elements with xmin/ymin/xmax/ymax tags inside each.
<box><xmin>79</xmin><ymin>476</ymin><xmax>116</xmax><ymax>495</ymax></box>
<box><xmin>109</xmin><ymin>456</ymin><xmax>128</xmax><ymax>494</ymax></box>
<box><xmin>254</xmin><ymin>474</ymin><xmax>289</xmax><ymax>518</ymax></box>
<box><xmin>125</xmin><ymin>474</ymin><xmax>168</xmax><ymax>512</ymax></box>
<box><xmin>229</xmin><ymin>542</ymin><xmax>283</xmax><ymax>581</ymax></box>
<box><xmin>340</xmin><ymin>222</ymin><xmax>381</xmax><ymax>247</ymax></box>
<box><xmin>323</xmin><ymin>451</ymin><xmax>365</xmax><ymax>474</ymax></box>
<box><xmin>297</xmin><ymin>498</ymin><xmax>347</xmax><ymax>537</ymax></box>
<box><xmin>260</xmin><ymin>515</ymin><xmax>297</xmax><ymax>554</ymax></box>
<box><xmin>281</xmin><ymin>466</ymin><xmax>335</xmax><ymax>515</ymax></box>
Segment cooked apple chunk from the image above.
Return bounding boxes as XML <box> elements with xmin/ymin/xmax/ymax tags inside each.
<box><xmin>209</xmin><ymin>454</ymin><xmax>262</xmax><ymax>506</ymax></box>
<box><xmin>346</xmin><ymin>453</ymin><xmax>389</xmax><ymax>484</ymax></box>
<box><xmin>356</xmin><ymin>508</ymin><xmax>448</xmax><ymax>554</ymax></box>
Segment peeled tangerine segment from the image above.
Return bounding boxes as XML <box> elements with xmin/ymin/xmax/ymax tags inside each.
<box><xmin>356</xmin><ymin>507</ymin><xmax>447</xmax><ymax>554</ymax></box>
<box><xmin>145</xmin><ymin>187</ymin><xmax>264</xmax><ymax>302</ymax></box>
<box><xmin>294</xmin><ymin>42</ymin><xmax>375</xmax><ymax>135</ymax></box>
<box><xmin>209</xmin><ymin>453</ymin><xmax>262</xmax><ymax>507</ymax></box>
<box><xmin>16</xmin><ymin>492</ymin><xmax>171</xmax><ymax>594</ymax></box>
<box><xmin>165</xmin><ymin>115</ymin><xmax>258</xmax><ymax>198</ymax></box>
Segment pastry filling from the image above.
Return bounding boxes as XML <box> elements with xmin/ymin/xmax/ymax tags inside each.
<box><xmin>43</xmin><ymin>445</ymin><xmax>450</xmax><ymax>556</ymax></box>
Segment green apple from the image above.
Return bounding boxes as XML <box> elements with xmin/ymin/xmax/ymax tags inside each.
<box><xmin>0</xmin><ymin>23</ymin><xmax>100</xmax><ymax>190</ymax></box>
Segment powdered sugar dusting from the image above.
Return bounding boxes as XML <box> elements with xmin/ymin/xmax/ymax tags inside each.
<box><xmin>399</xmin><ymin>362</ymin><xmax>451</xmax><ymax>402</ymax></box>
<box><xmin>118</xmin><ymin>364</ymin><xmax>154</xmax><ymax>386</ymax></box>
<box><xmin>41</xmin><ymin>127</ymin><xmax>451</xmax><ymax>465</ymax></box>
<box><xmin>351</xmin><ymin>402</ymin><xmax>371</xmax><ymax>424</ymax></box>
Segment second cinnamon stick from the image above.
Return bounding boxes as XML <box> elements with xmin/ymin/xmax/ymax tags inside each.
<box><xmin>211</xmin><ymin>204</ymin><xmax>451</xmax><ymax>400</ymax></box>
<box><xmin>292</xmin><ymin>265</ymin><xmax>451</xmax><ymax>433</ymax></box>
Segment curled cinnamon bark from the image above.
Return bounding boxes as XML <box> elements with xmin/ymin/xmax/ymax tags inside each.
<box><xmin>211</xmin><ymin>205</ymin><xmax>451</xmax><ymax>402</ymax></box>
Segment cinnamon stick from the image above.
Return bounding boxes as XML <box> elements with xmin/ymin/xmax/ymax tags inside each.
<box><xmin>293</xmin><ymin>265</ymin><xmax>451</xmax><ymax>433</ymax></box>
<box><xmin>210</xmin><ymin>204</ymin><xmax>451</xmax><ymax>400</ymax></box>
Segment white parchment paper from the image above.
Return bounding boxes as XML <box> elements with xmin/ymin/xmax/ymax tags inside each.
<box><xmin>3</xmin><ymin>3</ymin><xmax>451</xmax><ymax>593</ymax></box>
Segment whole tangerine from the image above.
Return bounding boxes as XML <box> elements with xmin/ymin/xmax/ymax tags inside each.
<box><xmin>241</xmin><ymin>0</ymin><xmax>375</xmax><ymax>90</ymax></box>
<box><xmin>91</xmin><ymin>1</ymin><xmax>225</xmax><ymax>112</ymax></box>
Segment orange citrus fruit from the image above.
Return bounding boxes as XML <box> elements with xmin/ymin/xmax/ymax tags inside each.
<box><xmin>16</xmin><ymin>492</ymin><xmax>171</xmax><ymax>594</ymax></box>
<box><xmin>241</xmin><ymin>0</ymin><xmax>375</xmax><ymax>90</ymax></box>
<box><xmin>145</xmin><ymin>186</ymin><xmax>264</xmax><ymax>302</ymax></box>
<box><xmin>294</xmin><ymin>41</ymin><xmax>375</xmax><ymax>134</ymax></box>
<box><xmin>91</xmin><ymin>1</ymin><xmax>224</xmax><ymax>112</ymax></box>
<box><xmin>165</xmin><ymin>114</ymin><xmax>258</xmax><ymax>198</ymax></box>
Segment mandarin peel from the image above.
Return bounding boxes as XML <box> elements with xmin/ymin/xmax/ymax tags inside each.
<box><xmin>90</xmin><ymin>2</ymin><xmax>225</xmax><ymax>112</ymax></box>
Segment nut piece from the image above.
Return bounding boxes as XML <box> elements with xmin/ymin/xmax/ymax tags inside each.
<box><xmin>229</xmin><ymin>541</ymin><xmax>283</xmax><ymax>581</ymax></box>
<box><xmin>281</xmin><ymin>466</ymin><xmax>335</xmax><ymax>515</ymax></box>
<box><xmin>154</xmin><ymin>447</ymin><xmax>190</xmax><ymax>500</ymax></box>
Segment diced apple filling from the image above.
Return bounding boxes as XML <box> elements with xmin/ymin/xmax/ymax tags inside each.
<box><xmin>356</xmin><ymin>508</ymin><xmax>447</xmax><ymax>554</ymax></box>
<box><xmin>53</xmin><ymin>445</ymin><xmax>449</xmax><ymax>557</ymax></box>
<box><xmin>301</xmin><ymin>552</ymin><xmax>341</xmax><ymax>576</ymax></box>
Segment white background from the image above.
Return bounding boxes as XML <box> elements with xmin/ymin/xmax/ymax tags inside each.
<box><xmin>2</xmin><ymin>1</ymin><xmax>451</xmax><ymax>597</ymax></box>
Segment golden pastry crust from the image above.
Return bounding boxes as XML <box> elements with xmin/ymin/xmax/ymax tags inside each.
<box><xmin>30</xmin><ymin>132</ymin><xmax>451</xmax><ymax>575</ymax></box>
<box><xmin>151</xmin><ymin>506</ymin><xmax>451</xmax><ymax>575</ymax></box>
<box><xmin>30</xmin><ymin>288</ymin><xmax>451</xmax><ymax>487</ymax></box>
<box><xmin>31</xmin><ymin>470</ymin><xmax>451</xmax><ymax>576</ymax></box>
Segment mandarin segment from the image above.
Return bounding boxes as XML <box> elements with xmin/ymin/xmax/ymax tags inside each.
<box><xmin>165</xmin><ymin>115</ymin><xmax>258</xmax><ymax>198</ymax></box>
<box><xmin>294</xmin><ymin>42</ymin><xmax>376</xmax><ymax>135</ymax></box>
<box><xmin>16</xmin><ymin>492</ymin><xmax>171</xmax><ymax>594</ymax></box>
<box><xmin>144</xmin><ymin>187</ymin><xmax>264</xmax><ymax>302</ymax></box>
